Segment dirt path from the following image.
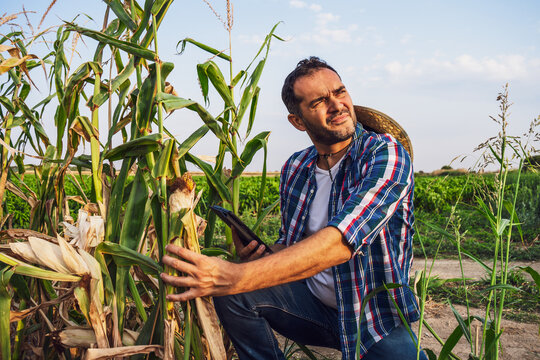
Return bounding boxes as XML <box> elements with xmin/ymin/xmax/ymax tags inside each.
<box><xmin>412</xmin><ymin>258</ymin><xmax>540</xmax><ymax>281</ymax></box>
<box><xmin>278</xmin><ymin>259</ymin><xmax>540</xmax><ymax>359</ymax></box>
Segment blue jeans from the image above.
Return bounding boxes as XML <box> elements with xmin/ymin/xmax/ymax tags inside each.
<box><xmin>214</xmin><ymin>281</ymin><xmax>428</xmax><ymax>360</ymax></box>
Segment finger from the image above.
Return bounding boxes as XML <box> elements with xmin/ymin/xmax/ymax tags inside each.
<box><xmin>160</xmin><ymin>272</ymin><xmax>200</xmax><ymax>288</ymax></box>
<box><xmin>237</xmin><ymin>240</ymin><xmax>259</xmax><ymax>258</ymax></box>
<box><xmin>165</xmin><ymin>244</ymin><xmax>204</xmax><ymax>264</ymax></box>
<box><xmin>231</xmin><ymin>228</ymin><xmax>246</xmax><ymax>250</ymax></box>
<box><xmin>247</xmin><ymin>244</ymin><xmax>266</xmax><ymax>261</ymax></box>
<box><xmin>162</xmin><ymin>254</ymin><xmax>198</xmax><ymax>274</ymax></box>
<box><xmin>166</xmin><ymin>289</ymin><xmax>200</xmax><ymax>302</ymax></box>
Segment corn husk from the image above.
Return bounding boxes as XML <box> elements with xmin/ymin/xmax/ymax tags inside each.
<box><xmin>54</xmin><ymin>327</ymin><xmax>139</xmax><ymax>348</ymax></box>
<box><xmin>9</xmin><ymin>241</ymin><xmax>40</xmax><ymax>264</ymax></box>
<box><xmin>57</xmin><ymin>235</ymin><xmax>89</xmax><ymax>276</ymax></box>
<box><xmin>82</xmin><ymin>345</ymin><xmax>163</xmax><ymax>360</ymax></box>
<box><xmin>27</xmin><ymin>236</ymin><xmax>72</xmax><ymax>274</ymax></box>
<box><xmin>63</xmin><ymin>210</ymin><xmax>104</xmax><ymax>250</ymax></box>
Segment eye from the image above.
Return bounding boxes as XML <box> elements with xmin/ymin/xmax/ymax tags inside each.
<box><xmin>336</xmin><ymin>88</ymin><xmax>347</xmax><ymax>97</ymax></box>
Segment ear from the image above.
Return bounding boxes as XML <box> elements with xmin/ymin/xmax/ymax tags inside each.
<box><xmin>287</xmin><ymin>113</ymin><xmax>306</xmax><ymax>132</ymax></box>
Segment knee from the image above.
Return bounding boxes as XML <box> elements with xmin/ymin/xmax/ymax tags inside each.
<box><xmin>213</xmin><ymin>293</ymin><xmax>250</xmax><ymax>320</ymax></box>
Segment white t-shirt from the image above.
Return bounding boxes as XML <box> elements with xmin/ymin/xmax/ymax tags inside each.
<box><xmin>305</xmin><ymin>157</ymin><xmax>343</xmax><ymax>309</ymax></box>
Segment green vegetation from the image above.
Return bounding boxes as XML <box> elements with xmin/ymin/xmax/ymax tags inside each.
<box><xmin>5</xmin><ymin>171</ymin><xmax>539</xmax><ymax>260</ymax></box>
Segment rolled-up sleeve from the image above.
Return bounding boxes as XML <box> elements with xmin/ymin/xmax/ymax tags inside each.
<box><xmin>327</xmin><ymin>137</ymin><xmax>413</xmax><ymax>255</ymax></box>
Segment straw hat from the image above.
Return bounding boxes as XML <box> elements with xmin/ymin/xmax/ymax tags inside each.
<box><xmin>354</xmin><ymin>105</ymin><xmax>414</xmax><ymax>160</ymax></box>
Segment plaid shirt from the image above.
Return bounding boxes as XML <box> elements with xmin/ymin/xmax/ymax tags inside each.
<box><xmin>276</xmin><ymin>124</ymin><xmax>420</xmax><ymax>359</ymax></box>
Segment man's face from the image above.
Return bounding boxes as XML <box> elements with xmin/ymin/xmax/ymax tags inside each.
<box><xmin>289</xmin><ymin>68</ymin><xmax>357</xmax><ymax>149</ymax></box>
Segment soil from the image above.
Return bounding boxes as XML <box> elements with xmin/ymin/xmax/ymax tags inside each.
<box><xmin>276</xmin><ymin>258</ymin><xmax>540</xmax><ymax>359</ymax></box>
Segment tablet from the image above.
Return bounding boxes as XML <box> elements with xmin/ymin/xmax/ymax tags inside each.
<box><xmin>210</xmin><ymin>205</ymin><xmax>273</xmax><ymax>254</ymax></box>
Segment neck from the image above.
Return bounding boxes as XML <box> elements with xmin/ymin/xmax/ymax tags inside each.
<box><xmin>316</xmin><ymin>138</ymin><xmax>352</xmax><ymax>170</ymax></box>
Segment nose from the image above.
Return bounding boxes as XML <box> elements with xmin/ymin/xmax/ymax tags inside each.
<box><xmin>327</xmin><ymin>96</ymin><xmax>343</xmax><ymax>113</ymax></box>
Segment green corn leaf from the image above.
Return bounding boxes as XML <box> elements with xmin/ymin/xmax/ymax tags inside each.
<box><xmin>91</xmin><ymin>57</ymin><xmax>135</xmax><ymax>107</ymax></box>
<box><xmin>246</xmin><ymin>86</ymin><xmax>260</xmax><ymax>138</ymax></box>
<box><xmin>103</xmin><ymin>0</ymin><xmax>137</xmax><ymax>30</ymax></box>
<box><xmin>153</xmin><ymin>138</ymin><xmax>175</xmax><ymax>180</ymax></box>
<box><xmin>252</xmin><ymin>199</ymin><xmax>279</xmax><ymax>233</ymax></box>
<box><xmin>74</xmin><ymin>285</ymin><xmax>91</xmax><ymax>323</ymax></box>
<box><xmin>151</xmin><ymin>0</ymin><xmax>170</xmax><ymax>15</ymax></box>
<box><xmin>128</xmin><ymin>273</ymin><xmax>148</xmax><ymax>322</ymax></box>
<box><xmin>119</xmin><ymin>169</ymin><xmax>149</xmax><ymax>251</ymax></box>
<box><xmin>0</xmin><ymin>267</ymin><xmax>13</xmax><ymax>360</ymax></box>
<box><xmin>0</xmin><ymin>96</ymin><xmax>15</xmax><ymax>113</ymax></box>
<box><xmin>231</xmin><ymin>70</ymin><xmax>246</xmax><ymax>88</ymax></box>
<box><xmin>65</xmin><ymin>23</ymin><xmax>156</xmax><ymax>60</ymax></box>
<box><xmin>196</xmin><ymin>63</ymin><xmax>210</xmax><ymax>104</ymax></box>
<box><xmin>70</xmin><ymin>115</ymin><xmax>99</xmax><ymax>143</ymax></box>
<box><xmin>0</xmin><ymin>253</ymin><xmax>81</xmax><ymax>282</ymax></box>
<box><xmin>105</xmin><ymin>158</ymin><xmax>133</xmax><ymax>244</ymax></box>
<box><xmin>104</xmin><ymin>133</ymin><xmax>162</xmax><ymax>161</ymax></box>
<box><xmin>156</xmin><ymin>92</ymin><xmax>196</xmax><ymax>112</ymax></box>
<box><xmin>157</xmin><ymin>93</ymin><xmax>232</xmax><ymax>147</ymax></box>
<box><xmin>235</xmin><ymin>60</ymin><xmax>265</xmax><ymax>129</ymax></box>
<box><xmin>177</xmin><ymin>125</ymin><xmax>210</xmax><ymax>159</ymax></box>
<box><xmin>231</xmin><ymin>131</ymin><xmax>270</xmax><ymax>178</ymax></box>
<box><xmin>200</xmin><ymin>61</ymin><xmax>235</xmax><ymax>109</ymax></box>
<box><xmin>185</xmin><ymin>153</ymin><xmax>231</xmax><ymax>203</ymax></box>
<box><xmin>176</xmin><ymin>38</ymin><xmax>231</xmax><ymax>61</ymax></box>
<box><xmin>96</xmin><ymin>242</ymin><xmax>162</xmax><ymax>276</ymax></box>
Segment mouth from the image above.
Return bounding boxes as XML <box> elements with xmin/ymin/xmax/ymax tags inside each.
<box><xmin>327</xmin><ymin>110</ymin><xmax>350</xmax><ymax>125</ymax></box>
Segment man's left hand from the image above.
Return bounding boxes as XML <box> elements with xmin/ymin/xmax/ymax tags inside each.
<box><xmin>160</xmin><ymin>244</ymin><xmax>239</xmax><ymax>301</ymax></box>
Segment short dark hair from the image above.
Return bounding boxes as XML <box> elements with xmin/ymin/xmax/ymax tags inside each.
<box><xmin>281</xmin><ymin>57</ymin><xmax>340</xmax><ymax>116</ymax></box>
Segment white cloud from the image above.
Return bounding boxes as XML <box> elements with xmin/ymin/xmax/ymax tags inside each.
<box><xmin>383</xmin><ymin>54</ymin><xmax>540</xmax><ymax>82</ymax></box>
<box><xmin>290</xmin><ymin>1</ymin><xmax>322</xmax><ymax>12</ymax></box>
<box><xmin>289</xmin><ymin>0</ymin><xmax>307</xmax><ymax>9</ymax></box>
<box><xmin>400</xmin><ymin>34</ymin><xmax>412</xmax><ymax>45</ymax></box>
<box><xmin>316</xmin><ymin>12</ymin><xmax>339</xmax><ymax>26</ymax></box>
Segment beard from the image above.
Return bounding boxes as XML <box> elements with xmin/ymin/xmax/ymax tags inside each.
<box><xmin>301</xmin><ymin>110</ymin><xmax>357</xmax><ymax>146</ymax></box>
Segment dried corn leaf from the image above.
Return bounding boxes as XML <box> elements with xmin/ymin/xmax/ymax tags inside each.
<box><xmin>0</xmin><ymin>229</ymin><xmax>56</xmax><ymax>243</ymax></box>
<box><xmin>163</xmin><ymin>319</ymin><xmax>177</xmax><ymax>360</ymax></box>
<box><xmin>78</xmin><ymin>250</ymin><xmax>109</xmax><ymax>348</ymax></box>
<box><xmin>10</xmin><ymin>289</ymin><xmax>74</xmax><ymax>322</ymax></box>
<box><xmin>195</xmin><ymin>297</ymin><xmax>227</xmax><ymax>360</ymax></box>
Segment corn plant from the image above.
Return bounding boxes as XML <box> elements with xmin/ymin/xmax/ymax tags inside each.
<box><xmin>172</xmin><ymin>3</ymin><xmax>283</xmax><ymax>249</ymax></box>
<box><xmin>0</xmin><ymin>2</ymin><xmax>280</xmax><ymax>358</ymax></box>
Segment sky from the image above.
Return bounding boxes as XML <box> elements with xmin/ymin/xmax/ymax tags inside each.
<box><xmin>3</xmin><ymin>0</ymin><xmax>540</xmax><ymax>172</ymax></box>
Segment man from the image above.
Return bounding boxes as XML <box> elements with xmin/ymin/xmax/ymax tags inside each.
<box><xmin>161</xmin><ymin>57</ymin><xmax>426</xmax><ymax>360</ymax></box>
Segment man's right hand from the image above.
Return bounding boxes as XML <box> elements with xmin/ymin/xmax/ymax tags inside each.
<box><xmin>231</xmin><ymin>228</ymin><xmax>267</xmax><ymax>261</ymax></box>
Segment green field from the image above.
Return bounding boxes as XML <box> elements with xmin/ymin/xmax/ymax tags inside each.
<box><xmin>5</xmin><ymin>171</ymin><xmax>539</xmax><ymax>261</ymax></box>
